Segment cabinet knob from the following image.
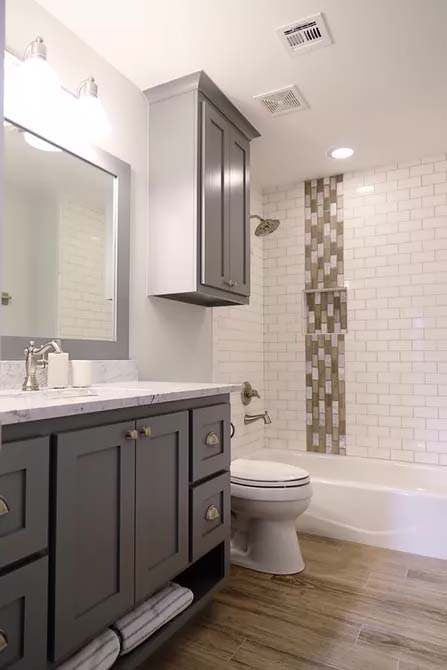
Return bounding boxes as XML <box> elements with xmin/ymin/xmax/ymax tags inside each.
<box><xmin>224</xmin><ymin>279</ymin><xmax>237</xmax><ymax>288</ymax></box>
<box><xmin>0</xmin><ymin>496</ymin><xmax>9</xmax><ymax>517</ymax></box>
<box><xmin>139</xmin><ymin>426</ymin><xmax>152</xmax><ymax>438</ymax></box>
<box><xmin>205</xmin><ymin>431</ymin><xmax>220</xmax><ymax>446</ymax></box>
<box><xmin>205</xmin><ymin>504</ymin><xmax>220</xmax><ymax>521</ymax></box>
<box><xmin>125</xmin><ymin>429</ymin><xmax>139</xmax><ymax>441</ymax></box>
<box><xmin>0</xmin><ymin>631</ymin><xmax>8</xmax><ymax>653</ymax></box>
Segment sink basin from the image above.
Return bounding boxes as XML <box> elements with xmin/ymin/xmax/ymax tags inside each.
<box><xmin>0</xmin><ymin>388</ymin><xmax>98</xmax><ymax>400</ymax></box>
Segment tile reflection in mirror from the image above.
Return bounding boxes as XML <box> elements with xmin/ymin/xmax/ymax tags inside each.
<box><xmin>2</xmin><ymin>121</ymin><xmax>116</xmax><ymax>341</ymax></box>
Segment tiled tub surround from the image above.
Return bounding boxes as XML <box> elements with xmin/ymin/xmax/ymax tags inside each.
<box><xmin>304</xmin><ymin>176</ymin><xmax>346</xmax><ymax>454</ymax></box>
<box><xmin>263</xmin><ymin>183</ymin><xmax>307</xmax><ymax>451</ymax></box>
<box><xmin>344</xmin><ymin>154</ymin><xmax>447</xmax><ymax>465</ymax></box>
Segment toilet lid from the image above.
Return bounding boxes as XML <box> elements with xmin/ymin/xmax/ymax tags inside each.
<box><xmin>231</xmin><ymin>459</ymin><xmax>310</xmax><ymax>488</ymax></box>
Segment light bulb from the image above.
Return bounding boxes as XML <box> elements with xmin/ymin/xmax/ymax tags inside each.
<box><xmin>77</xmin><ymin>77</ymin><xmax>111</xmax><ymax>142</ymax></box>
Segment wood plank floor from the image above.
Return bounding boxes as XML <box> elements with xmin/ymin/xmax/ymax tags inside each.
<box><xmin>142</xmin><ymin>535</ymin><xmax>447</xmax><ymax>670</ymax></box>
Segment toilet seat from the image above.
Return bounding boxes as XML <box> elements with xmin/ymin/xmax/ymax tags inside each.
<box><xmin>231</xmin><ymin>459</ymin><xmax>310</xmax><ymax>488</ymax></box>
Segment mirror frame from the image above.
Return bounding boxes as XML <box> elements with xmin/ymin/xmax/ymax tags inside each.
<box><xmin>1</xmin><ymin>118</ymin><xmax>131</xmax><ymax>360</ymax></box>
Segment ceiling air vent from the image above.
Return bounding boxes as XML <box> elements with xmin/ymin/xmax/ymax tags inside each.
<box><xmin>254</xmin><ymin>85</ymin><xmax>308</xmax><ymax>117</ymax></box>
<box><xmin>277</xmin><ymin>13</ymin><xmax>332</xmax><ymax>55</ymax></box>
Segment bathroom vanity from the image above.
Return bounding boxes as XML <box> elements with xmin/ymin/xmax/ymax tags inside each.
<box><xmin>0</xmin><ymin>381</ymin><xmax>236</xmax><ymax>669</ymax></box>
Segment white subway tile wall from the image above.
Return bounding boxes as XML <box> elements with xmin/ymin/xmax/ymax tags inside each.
<box><xmin>344</xmin><ymin>155</ymin><xmax>447</xmax><ymax>465</ymax></box>
<box><xmin>58</xmin><ymin>201</ymin><xmax>114</xmax><ymax>341</ymax></box>
<box><xmin>263</xmin><ymin>183</ymin><xmax>307</xmax><ymax>451</ymax></box>
<box><xmin>212</xmin><ymin>192</ymin><xmax>265</xmax><ymax>459</ymax></box>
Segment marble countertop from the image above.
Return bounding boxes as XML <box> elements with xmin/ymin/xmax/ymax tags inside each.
<box><xmin>0</xmin><ymin>381</ymin><xmax>240</xmax><ymax>425</ymax></box>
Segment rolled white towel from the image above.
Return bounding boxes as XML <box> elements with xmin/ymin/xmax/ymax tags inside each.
<box><xmin>113</xmin><ymin>582</ymin><xmax>194</xmax><ymax>655</ymax></box>
<box><xmin>58</xmin><ymin>629</ymin><xmax>120</xmax><ymax>670</ymax></box>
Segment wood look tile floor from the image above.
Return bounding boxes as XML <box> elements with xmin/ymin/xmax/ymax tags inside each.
<box><xmin>142</xmin><ymin>535</ymin><xmax>447</xmax><ymax>670</ymax></box>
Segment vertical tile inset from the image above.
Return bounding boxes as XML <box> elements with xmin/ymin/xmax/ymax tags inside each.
<box><xmin>305</xmin><ymin>176</ymin><xmax>346</xmax><ymax>455</ymax></box>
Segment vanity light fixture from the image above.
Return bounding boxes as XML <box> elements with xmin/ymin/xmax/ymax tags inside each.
<box><xmin>23</xmin><ymin>131</ymin><xmax>62</xmax><ymax>152</ymax></box>
<box><xmin>20</xmin><ymin>36</ymin><xmax>61</xmax><ymax>100</ymax></box>
<box><xmin>77</xmin><ymin>77</ymin><xmax>111</xmax><ymax>141</ymax></box>
<box><xmin>328</xmin><ymin>146</ymin><xmax>354</xmax><ymax>159</ymax></box>
<box><xmin>4</xmin><ymin>37</ymin><xmax>112</xmax><ymax>145</ymax></box>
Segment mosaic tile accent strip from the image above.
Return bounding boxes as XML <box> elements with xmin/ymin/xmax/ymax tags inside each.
<box><xmin>305</xmin><ymin>175</ymin><xmax>346</xmax><ymax>455</ymax></box>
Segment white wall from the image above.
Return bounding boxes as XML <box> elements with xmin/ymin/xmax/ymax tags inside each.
<box><xmin>5</xmin><ymin>0</ymin><xmax>213</xmax><ymax>380</ymax></box>
<box><xmin>212</xmin><ymin>189</ymin><xmax>265</xmax><ymax>459</ymax></box>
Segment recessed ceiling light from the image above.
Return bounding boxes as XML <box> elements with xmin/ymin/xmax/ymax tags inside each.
<box><xmin>328</xmin><ymin>146</ymin><xmax>354</xmax><ymax>159</ymax></box>
<box><xmin>356</xmin><ymin>184</ymin><xmax>374</xmax><ymax>194</ymax></box>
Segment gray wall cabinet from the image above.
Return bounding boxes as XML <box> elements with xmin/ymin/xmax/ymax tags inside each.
<box><xmin>146</xmin><ymin>71</ymin><xmax>259</xmax><ymax>307</ymax></box>
<box><xmin>0</xmin><ymin>394</ymin><xmax>231</xmax><ymax>670</ymax></box>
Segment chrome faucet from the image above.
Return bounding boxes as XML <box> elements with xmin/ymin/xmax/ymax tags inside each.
<box><xmin>244</xmin><ymin>411</ymin><xmax>272</xmax><ymax>426</ymax></box>
<box><xmin>22</xmin><ymin>340</ymin><xmax>63</xmax><ymax>391</ymax></box>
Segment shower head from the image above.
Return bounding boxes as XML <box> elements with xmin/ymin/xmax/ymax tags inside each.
<box><xmin>250</xmin><ymin>214</ymin><xmax>280</xmax><ymax>237</ymax></box>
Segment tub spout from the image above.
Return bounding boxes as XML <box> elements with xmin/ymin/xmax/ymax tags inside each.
<box><xmin>244</xmin><ymin>411</ymin><xmax>272</xmax><ymax>425</ymax></box>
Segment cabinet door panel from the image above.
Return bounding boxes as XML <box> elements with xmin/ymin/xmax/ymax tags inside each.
<box><xmin>52</xmin><ymin>422</ymin><xmax>135</xmax><ymax>661</ymax></box>
<box><xmin>135</xmin><ymin>412</ymin><xmax>189</xmax><ymax>602</ymax></box>
<box><xmin>228</xmin><ymin>126</ymin><xmax>250</xmax><ymax>296</ymax></box>
<box><xmin>201</xmin><ymin>99</ymin><xmax>230</xmax><ymax>291</ymax></box>
<box><xmin>0</xmin><ymin>557</ymin><xmax>48</xmax><ymax>670</ymax></box>
<box><xmin>0</xmin><ymin>437</ymin><xmax>49</xmax><ymax>570</ymax></box>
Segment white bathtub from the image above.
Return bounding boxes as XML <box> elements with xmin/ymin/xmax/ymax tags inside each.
<box><xmin>243</xmin><ymin>449</ymin><xmax>447</xmax><ymax>560</ymax></box>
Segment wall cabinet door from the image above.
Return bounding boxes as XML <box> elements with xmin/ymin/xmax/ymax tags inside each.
<box><xmin>201</xmin><ymin>100</ymin><xmax>230</xmax><ymax>292</ymax></box>
<box><xmin>135</xmin><ymin>412</ymin><xmax>189</xmax><ymax>602</ymax></box>
<box><xmin>201</xmin><ymin>99</ymin><xmax>250</xmax><ymax>298</ymax></box>
<box><xmin>52</xmin><ymin>422</ymin><xmax>136</xmax><ymax>661</ymax></box>
<box><xmin>228</xmin><ymin>126</ymin><xmax>250</xmax><ymax>296</ymax></box>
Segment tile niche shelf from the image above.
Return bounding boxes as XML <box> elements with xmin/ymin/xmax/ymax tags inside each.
<box><xmin>304</xmin><ymin>286</ymin><xmax>348</xmax><ymax>335</ymax></box>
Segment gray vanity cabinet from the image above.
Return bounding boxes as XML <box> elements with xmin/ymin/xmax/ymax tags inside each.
<box><xmin>135</xmin><ymin>412</ymin><xmax>189</xmax><ymax>602</ymax></box>
<box><xmin>52</xmin><ymin>422</ymin><xmax>136</xmax><ymax>662</ymax></box>
<box><xmin>0</xmin><ymin>437</ymin><xmax>49</xmax><ymax>570</ymax></box>
<box><xmin>146</xmin><ymin>70</ymin><xmax>259</xmax><ymax>307</ymax></box>
<box><xmin>202</xmin><ymin>101</ymin><xmax>250</xmax><ymax>298</ymax></box>
<box><xmin>0</xmin><ymin>557</ymin><xmax>48</xmax><ymax>670</ymax></box>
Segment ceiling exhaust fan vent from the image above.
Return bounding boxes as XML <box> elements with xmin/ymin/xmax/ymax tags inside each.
<box><xmin>277</xmin><ymin>13</ymin><xmax>332</xmax><ymax>55</ymax></box>
<box><xmin>254</xmin><ymin>85</ymin><xmax>308</xmax><ymax>116</ymax></box>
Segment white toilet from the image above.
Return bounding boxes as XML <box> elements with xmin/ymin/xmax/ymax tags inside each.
<box><xmin>230</xmin><ymin>459</ymin><xmax>312</xmax><ymax>575</ymax></box>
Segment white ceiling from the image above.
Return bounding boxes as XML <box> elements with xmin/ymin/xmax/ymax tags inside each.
<box><xmin>35</xmin><ymin>0</ymin><xmax>447</xmax><ymax>189</ymax></box>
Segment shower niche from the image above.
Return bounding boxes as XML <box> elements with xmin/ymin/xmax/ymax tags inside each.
<box><xmin>304</xmin><ymin>287</ymin><xmax>348</xmax><ymax>335</ymax></box>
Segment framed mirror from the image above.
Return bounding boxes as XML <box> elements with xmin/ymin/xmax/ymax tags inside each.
<box><xmin>1</xmin><ymin>119</ymin><xmax>130</xmax><ymax>359</ymax></box>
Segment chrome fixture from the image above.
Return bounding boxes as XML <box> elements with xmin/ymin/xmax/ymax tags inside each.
<box><xmin>250</xmin><ymin>214</ymin><xmax>280</xmax><ymax>237</ymax></box>
<box><xmin>244</xmin><ymin>411</ymin><xmax>272</xmax><ymax>425</ymax></box>
<box><xmin>241</xmin><ymin>381</ymin><xmax>261</xmax><ymax>406</ymax></box>
<box><xmin>22</xmin><ymin>339</ymin><xmax>63</xmax><ymax>391</ymax></box>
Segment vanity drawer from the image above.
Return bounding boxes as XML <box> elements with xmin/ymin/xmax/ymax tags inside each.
<box><xmin>0</xmin><ymin>438</ymin><xmax>49</xmax><ymax>570</ymax></box>
<box><xmin>191</xmin><ymin>472</ymin><xmax>230</xmax><ymax>562</ymax></box>
<box><xmin>0</xmin><ymin>557</ymin><xmax>48</xmax><ymax>670</ymax></box>
<box><xmin>191</xmin><ymin>404</ymin><xmax>230</xmax><ymax>482</ymax></box>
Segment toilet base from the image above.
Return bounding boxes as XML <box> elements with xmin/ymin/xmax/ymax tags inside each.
<box><xmin>231</xmin><ymin>519</ymin><xmax>305</xmax><ymax>575</ymax></box>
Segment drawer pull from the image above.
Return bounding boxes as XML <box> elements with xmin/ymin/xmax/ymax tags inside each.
<box><xmin>125</xmin><ymin>429</ymin><xmax>139</xmax><ymax>441</ymax></box>
<box><xmin>139</xmin><ymin>426</ymin><xmax>152</xmax><ymax>438</ymax></box>
<box><xmin>0</xmin><ymin>630</ymin><xmax>7</xmax><ymax>653</ymax></box>
<box><xmin>205</xmin><ymin>504</ymin><xmax>220</xmax><ymax>521</ymax></box>
<box><xmin>0</xmin><ymin>496</ymin><xmax>9</xmax><ymax>517</ymax></box>
<box><xmin>205</xmin><ymin>431</ymin><xmax>219</xmax><ymax>446</ymax></box>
